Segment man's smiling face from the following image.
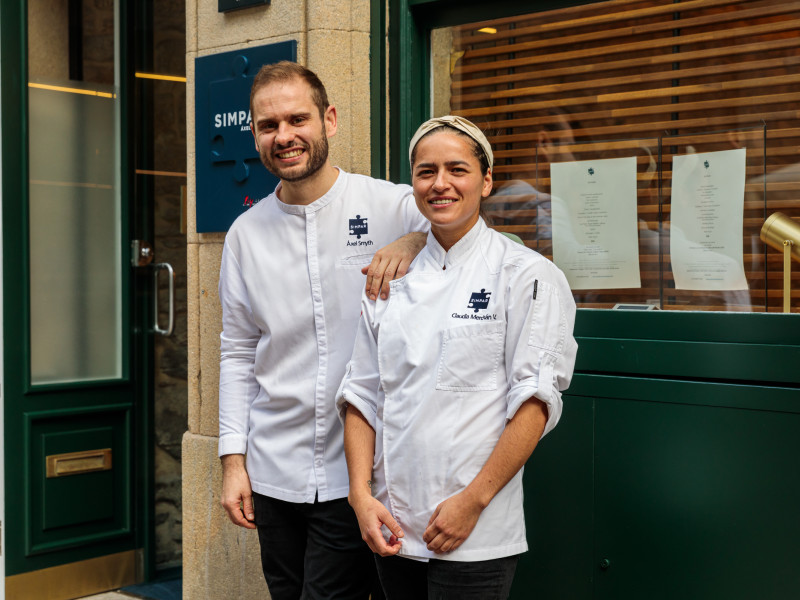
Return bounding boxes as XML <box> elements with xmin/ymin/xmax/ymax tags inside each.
<box><xmin>250</xmin><ymin>77</ymin><xmax>335</xmax><ymax>182</ymax></box>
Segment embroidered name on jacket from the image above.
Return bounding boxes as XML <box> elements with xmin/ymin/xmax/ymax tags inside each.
<box><xmin>451</xmin><ymin>289</ymin><xmax>497</xmax><ymax>320</ymax></box>
<box><xmin>346</xmin><ymin>214</ymin><xmax>373</xmax><ymax>247</ymax></box>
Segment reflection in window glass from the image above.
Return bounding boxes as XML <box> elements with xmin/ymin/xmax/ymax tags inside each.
<box><xmin>28</xmin><ymin>0</ymin><xmax>122</xmax><ymax>383</ymax></box>
<box><xmin>432</xmin><ymin>0</ymin><xmax>800</xmax><ymax>312</ymax></box>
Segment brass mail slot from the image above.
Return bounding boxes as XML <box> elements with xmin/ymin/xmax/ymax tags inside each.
<box><xmin>46</xmin><ymin>448</ymin><xmax>113</xmax><ymax>478</ymax></box>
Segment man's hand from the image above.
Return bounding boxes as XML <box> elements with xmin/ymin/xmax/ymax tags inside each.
<box><xmin>349</xmin><ymin>489</ymin><xmax>404</xmax><ymax>556</ymax></box>
<box><xmin>220</xmin><ymin>454</ymin><xmax>256</xmax><ymax>529</ymax></box>
<box><xmin>422</xmin><ymin>489</ymin><xmax>485</xmax><ymax>554</ymax></box>
<box><xmin>362</xmin><ymin>232</ymin><xmax>426</xmax><ymax>301</ymax></box>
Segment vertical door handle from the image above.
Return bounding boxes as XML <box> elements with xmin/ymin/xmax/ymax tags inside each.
<box><xmin>153</xmin><ymin>262</ymin><xmax>175</xmax><ymax>336</ymax></box>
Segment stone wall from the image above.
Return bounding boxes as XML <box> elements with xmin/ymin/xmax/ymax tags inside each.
<box><xmin>153</xmin><ymin>0</ymin><xmax>189</xmax><ymax>570</ymax></box>
<box><xmin>183</xmin><ymin>1</ymin><xmax>372</xmax><ymax>597</ymax></box>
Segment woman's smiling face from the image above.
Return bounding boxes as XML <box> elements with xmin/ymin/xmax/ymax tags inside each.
<box><xmin>411</xmin><ymin>130</ymin><xmax>493</xmax><ymax>251</ymax></box>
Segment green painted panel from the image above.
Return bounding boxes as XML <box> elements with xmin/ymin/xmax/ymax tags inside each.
<box><xmin>594</xmin><ymin>396</ymin><xmax>800</xmax><ymax>600</ymax></box>
<box><xmin>510</xmin><ymin>377</ymin><xmax>800</xmax><ymax>600</ymax></box>
<box><xmin>43</xmin><ymin>469</ymin><xmax>117</xmax><ymax>532</ymax></box>
<box><xmin>511</xmin><ymin>394</ymin><xmax>594</xmax><ymax>600</ymax></box>
<box><xmin>575</xmin><ymin>310</ymin><xmax>800</xmax><ymax>345</ymax></box>
<box><xmin>568</xmin><ymin>374</ymin><xmax>800</xmax><ymax>415</ymax></box>
<box><xmin>389</xmin><ymin>0</ymin><xmax>429</xmax><ymax>183</ymax></box>
<box><xmin>574</xmin><ymin>311</ymin><xmax>800</xmax><ymax>384</ymax></box>
<box><xmin>575</xmin><ymin>338</ymin><xmax>800</xmax><ymax>385</ymax></box>
<box><xmin>27</xmin><ymin>406</ymin><xmax>132</xmax><ymax>555</ymax></box>
<box><xmin>370</xmin><ymin>0</ymin><xmax>387</xmax><ymax>179</ymax></box>
<box><xmin>42</xmin><ymin>428</ymin><xmax>116</xmax><ymax>530</ymax></box>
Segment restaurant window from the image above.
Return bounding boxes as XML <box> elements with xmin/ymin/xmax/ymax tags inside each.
<box><xmin>429</xmin><ymin>0</ymin><xmax>800</xmax><ymax>312</ymax></box>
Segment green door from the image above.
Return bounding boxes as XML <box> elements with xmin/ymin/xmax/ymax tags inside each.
<box><xmin>2</xmin><ymin>0</ymin><xmax>156</xmax><ymax>597</ymax></box>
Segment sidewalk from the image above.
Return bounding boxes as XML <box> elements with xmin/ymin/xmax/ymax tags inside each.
<box><xmin>77</xmin><ymin>576</ymin><xmax>181</xmax><ymax>600</ymax></box>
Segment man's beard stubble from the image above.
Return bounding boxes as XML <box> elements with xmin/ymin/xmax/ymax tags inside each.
<box><xmin>259</xmin><ymin>133</ymin><xmax>329</xmax><ymax>183</ymax></box>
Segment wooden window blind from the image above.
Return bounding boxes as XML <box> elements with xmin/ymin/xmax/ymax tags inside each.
<box><xmin>434</xmin><ymin>0</ymin><xmax>800</xmax><ymax>311</ymax></box>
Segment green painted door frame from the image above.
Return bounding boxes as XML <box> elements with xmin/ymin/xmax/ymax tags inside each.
<box><xmin>1</xmin><ymin>0</ymin><xmax>155</xmax><ymax>582</ymax></box>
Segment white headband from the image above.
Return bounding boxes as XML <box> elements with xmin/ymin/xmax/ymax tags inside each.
<box><xmin>408</xmin><ymin>115</ymin><xmax>493</xmax><ymax>169</ymax></box>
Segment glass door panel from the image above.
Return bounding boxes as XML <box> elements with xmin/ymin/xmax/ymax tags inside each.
<box><xmin>28</xmin><ymin>0</ymin><xmax>122</xmax><ymax>383</ymax></box>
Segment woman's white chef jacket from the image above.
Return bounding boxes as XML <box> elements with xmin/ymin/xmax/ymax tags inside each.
<box><xmin>337</xmin><ymin>218</ymin><xmax>578</xmax><ymax>561</ymax></box>
<box><xmin>218</xmin><ymin>169</ymin><xmax>428</xmax><ymax>503</ymax></box>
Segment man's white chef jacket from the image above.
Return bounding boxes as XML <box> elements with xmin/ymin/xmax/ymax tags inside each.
<box><xmin>218</xmin><ymin>169</ymin><xmax>428</xmax><ymax>503</ymax></box>
<box><xmin>337</xmin><ymin>219</ymin><xmax>578</xmax><ymax>561</ymax></box>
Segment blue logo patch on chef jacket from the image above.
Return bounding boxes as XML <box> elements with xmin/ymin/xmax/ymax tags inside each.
<box><xmin>349</xmin><ymin>215</ymin><xmax>368</xmax><ymax>239</ymax></box>
<box><xmin>468</xmin><ymin>289</ymin><xmax>491</xmax><ymax>313</ymax></box>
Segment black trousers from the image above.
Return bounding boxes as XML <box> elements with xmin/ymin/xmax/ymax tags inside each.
<box><xmin>374</xmin><ymin>554</ymin><xmax>519</xmax><ymax>600</ymax></box>
<box><xmin>253</xmin><ymin>493</ymin><xmax>381</xmax><ymax>600</ymax></box>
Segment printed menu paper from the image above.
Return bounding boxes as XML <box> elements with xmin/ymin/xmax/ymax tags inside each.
<box><xmin>551</xmin><ymin>156</ymin><xmax>641</xmax><ymax>290</ymax></box>
<box><xmin>670</xmin><ymin>148</ymin><xmax>748</xmax><ymax>291</ymax></box>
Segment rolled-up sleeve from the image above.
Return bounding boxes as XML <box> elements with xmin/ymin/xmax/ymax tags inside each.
<box><xmin>218</xmin><ymin>239</ymin><xmax>262</xmax><ymax>457</ymax></box>
<box><xmin>504</xmin><ymin>260</ymin><xmax>578</xmax><ymax>438</ymax></box>
<box><xmin>336</xmin><ymin>293</ymin><xmax>382</xmax><ymax>430</ymax></box>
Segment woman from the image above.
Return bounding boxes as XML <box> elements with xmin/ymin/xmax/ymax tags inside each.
<box><xmin>337</xmin><ymin>115</ymin><xmax>578</xmax><ymax>599</ymax></box>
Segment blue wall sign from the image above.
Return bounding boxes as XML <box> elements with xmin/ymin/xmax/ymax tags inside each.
<box><xmin>194</xmin><ymin>41</ymin><xmax>297</xmax><ymax>232</ymax></box>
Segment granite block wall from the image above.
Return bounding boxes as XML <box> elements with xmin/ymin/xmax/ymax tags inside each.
<box><xmin>183</xmin><ymin>1</ymin><xmax>373</xmax><ymax>597</ymax></box>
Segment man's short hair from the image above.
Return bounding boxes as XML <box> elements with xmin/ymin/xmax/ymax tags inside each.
<box><xmin>250</xmin><ymin>61</ymin><xmax>330</xmax><ymax>120</ymax></box>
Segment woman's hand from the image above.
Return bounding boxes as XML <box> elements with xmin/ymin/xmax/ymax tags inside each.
<box><xmin>349</xmin><ymin>492</ymin><xmax>404</xmax><ymax>556</ymax></box>
<box><xmin>422</xmin><ymin>489</ymin><xmax>485</xmax><ymax>554</ymax></box>
<box><xmin>344</xmin><ymin>405</ymin><xmax>402</xmax><ymax>555</ymax></box>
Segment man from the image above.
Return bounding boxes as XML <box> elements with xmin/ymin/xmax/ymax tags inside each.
<box><xmin>218</xmin><ymin>61</ymin><xmax>427</xmax><ymax>599</ymax></box>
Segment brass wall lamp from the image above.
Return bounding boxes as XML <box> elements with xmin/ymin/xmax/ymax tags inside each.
<box><xmin>760</xmin><ymin>212</ymin><xmax>800</xmax><ymax>313</ymax></box>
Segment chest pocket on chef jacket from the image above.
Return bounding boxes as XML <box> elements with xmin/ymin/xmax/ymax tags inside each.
<box><xmin>335</xmin><ymin>254</ymin><xmax>375</xmax><ymax>319</ymax></box>
<box><xmin>436</xmin><ymin>322</ymin><xmax>504</xmax><ymax>391</ymax></box>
